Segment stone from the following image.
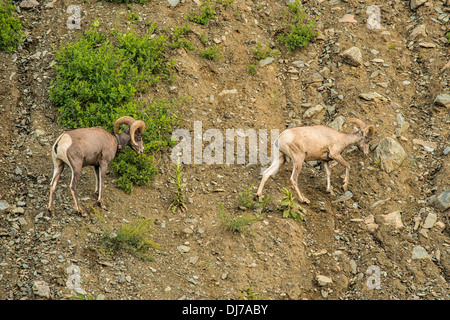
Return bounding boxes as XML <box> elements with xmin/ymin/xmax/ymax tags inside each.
<box><xmin>177</xmin><ymin>245</ymin><xmax>191</xmax><ymax>253</ymax></box>
<box><xmin>410</xmin><ymin>25</ymin><xmax>427</xmax><ymax>39</ymax></box>
<box><xmin>382</xmin><ymin>211</ymin><xmax>404</xmax><ymax>229</ymax></box>
<box><xmin>341</xmin><ymin>47</ymin><xmax>363</xmax><ymax>67</ymax></box>
<box><xmin>329</xmin><ymin>116</ymin><xmax>345</xmax><ymax>131</ymax></box>
<box><xmin>0</xmin><ymin>201</ymin><xmax>10</xmax><ymax>211</ymax></box>
<box><xmin>33</xmin><ymin>280</ymin><xmax>50</xmax><ymax>298</ymax></box>
<box><xmin>359</xmin><ymin>92</ymin><xmax>387</xmax><ymax>102</ymax></box>
<box><xmin>412</xmin><ymin>139</ymin><xmax>436</xmax><ymax>152</ymax></box>
<box><xmin>434</xmin><ymin>94</ymin><xmax>450</xmax><ymax>109</ymax></box>
<box><xmin>308</xmin><ymin>72</ymin><xmax>324</xmax><ymax>83</ymax></box>
<box><xmin>303</xmin><ymin>104</ymin><xmax>324</xmax><ymax>119</ymax></box>
<box><xmin>364</xmin><ymin>215</ymin><xmax>378</xmax><ymax>232</ymax></box>
<box><xmin>339</xmin><ymin>14</ymin><xmax>357</xmax><ymax>23</ymax></box>
<box><xmin>316</xmin><ymin>275</ymin><xmax>333</xmax><ymax>286</ymax></box>
<box><xmin>412</xmin><ymin>246</ymin><xmax>430</xmax><ymax>260</ymax></box>
<box><xmin>418</xmin><ymin>42</ymin><xmax>436</xmax><ymax>48</ymax></box>
<box><xmin>374</xmin><ymin>137</ymin><xmax>406</xmax><ymax>173</ymax></box>
<box><xmin>259</xmin><ymin>57</ymin><xmax>274</xmax><ymax>67</ymax></box>
<box><xmin>167</xmin><ymin>0</ymin><xmax>179</xmax><ymax>6</ymax></box>
<box><xmin>410</xmin><ymin>0</ymin><xmax>428</xmax><ymax>10</ymax></box>
<box><xmin>218</xmin><ymin>89</ymin><xmax>237</xmax><ymax>96</ymax></box>
<box><xmin>422</xmin><ymin>212</ymin><xmax>437</xmax><ymax>229</ymax></box>
<box><xmin>432</xmin><ymin>190</ymin><xmax>449</xmax><ymax>212</ymax></box>
<box><xmin>19</xmin><ymin>0</ymin><xmax>39</xmax><ymax>9</ymax></box>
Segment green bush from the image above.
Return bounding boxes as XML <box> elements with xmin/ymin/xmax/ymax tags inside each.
<box><xmin>0</xmin><ymin>0</ymin><xmax>23</xmax><ymax>53</ymax></box>
<box><xmin>188</xmin><ymin>0</ymin><xmax>216</xmax><ymax>25</ymax></box>
<box><xmin>200</xmin><ymin>44</ymin><xmax>222</xmax><ymax>60</ymax></box>
<box><xmin>168</xmin><ymin>24</ymin><xmax>194</xmax><ymax>50</ymax></box>
<box><xmin>277</xmin><ymin>0</ymin><xmax>316</xmax><ymax>53</ymax></box>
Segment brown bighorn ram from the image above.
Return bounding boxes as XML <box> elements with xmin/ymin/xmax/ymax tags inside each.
<box><xmin>48</xmin><ymin>116</ymin><xmax>146</xmax><ymax>215</ymax></box>
<box><xmin>256</xmin><ymin>118</ymin><xmax>375</xmax><ymax>203</ymax></box>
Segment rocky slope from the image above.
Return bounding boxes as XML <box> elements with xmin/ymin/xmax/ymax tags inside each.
<box><xmin>0</xmin><ymin>0</ymin><xmax>449</xmax><ymax>300</ymax></box>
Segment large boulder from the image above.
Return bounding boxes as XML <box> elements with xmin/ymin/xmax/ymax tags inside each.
<box><xmin>374</xmin><ymin>137</ymin><xmax>406</xmax><ymax>173</ymax></box>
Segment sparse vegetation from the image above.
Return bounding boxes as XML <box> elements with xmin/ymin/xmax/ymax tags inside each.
<box><xmin>238</xmin><ymin>185</ymin><xmax>269</xmax><ymax>214</ymax></box>
<box><xmin>279</xmin><ymin>188</ymin><xmax>305</xmax><ymax>222</ymax></box>
<box><xmin>252</xmin><ymin>42</ymin><xmax>280</xmax><ymax>61</ymax></box>
<box><xmin>201</xmin><ymin>44</ymin><xmax>222</xmax><ymax>60</ymax></box>
<box><xmin>277</xmin><ymin>0</ymin><xmax>316</xmax><ymax>53</ymax></box>
<box><xmin>169</xmin><ymin>24</ymin><xmax>194</xmax><ymax>50</ymax></box>
<box><xmin>100</xmin><ymin>218</ymin><xmax>160</xmax><ymax>261</ymax></box>
<box><xmin>168</xmin><ymin>159</ymin><xmax>187</xmax><ymax>213</ymax></box>
<box><xmin>248</xmin><ymin>64</ymin><xmax>256</xmax><ymax>75</ymax></box>
<box><xmin>0</xmin><ymin>0</ymin><xmax>23</xmax><ymax>53</ymax></box>
<box><xmin>218</xmin><ymin>202</ymin><xmax>262</xmax><ymax>233</ymax></box>
<box><xmin>188</xmin><ymin>0</ymin><xmax>216</xmax><ymax>25</ymax></box>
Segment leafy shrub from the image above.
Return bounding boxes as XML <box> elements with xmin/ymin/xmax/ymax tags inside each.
<box><xmin>201</xmin><ymin>44</ymin><xmax>222</xmax><ymax>60</ymax></box>
<box><xmin>238</xmin><ymin>184</ymin><xmax>269</xmax><ymax>214</ymax></box>
<box><xmin>100</xmin><ymin>218</ymin><xmax>160</xmax><ymax>261</ymax></box>
<box><xmin>188</xmin><ymin>0</ymin><xmax>216</xmax><ymax>25</ymax></box>
<box><xmin>277</xmin><ymin>0</ymin><xmax>316</xmax><ymax>53</ymax></box>
<box><xmin>252</xmin><ymin>42</ymin><xmax>280</xmax><ymax>61</ymax></box>
<box><xmin>0</xmin><ymin>0</ymin><xmax>23</xmax><ymax>53</ymax></box>
<box><xmin>279</xmin><ymin>188</ymin><xmax>305</xmax><ymax>222</ymax></box>
<box><xmin>218</xmin><ymin>202</ymin><xmax>262</xmax><ymax>233</ymax></box>
<box><xmin>168</xmin><ymin>24</ymin><xmax>194</xmax><ymax>50</ymax></box>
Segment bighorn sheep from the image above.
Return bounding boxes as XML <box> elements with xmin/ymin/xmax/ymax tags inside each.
<box><xmin>256</xmin><ymin>118</ymin><xmax>375</xmax><ymax>203</ymax></box>
<box><xmin>48</xmin><ymin>116</ymin><xmax>146</xmax><ymax>215</ymax></box>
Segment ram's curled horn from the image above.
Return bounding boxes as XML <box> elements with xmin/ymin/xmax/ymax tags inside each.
<box><xmin>113</xmin><ymin>116</ymin><xmax>137</xmax><ymax>135</ymax></box>
<box><xmin>344</xmin><ymin>117</ymin><xmax>368</xmax><ymax>129</ymax></box>
<box><xmin>129</xmin><ymin>120</ymin><xmax>146</xmax><ymax>146</ymax></box>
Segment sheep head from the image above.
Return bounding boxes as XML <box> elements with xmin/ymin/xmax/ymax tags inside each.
<box><xmin>344</xmin><ymin>118</ymin><xmax>375</xmax><ymax>155</ymax></box>
<box><xmin>113</xmin><ymin>116</ymin><xmax>146</xmax><ymax>154</ymax></box>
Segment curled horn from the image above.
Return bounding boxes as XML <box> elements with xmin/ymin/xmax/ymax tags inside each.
<box><xmin>129</xmin><ymin>120</ymin><xmax>146</xmax><ymax>146</ymax></box>
<box><xmin>344</xmin><ymin>117</ymin><xmax>367</xmax><ymax>130</ymax></box>
<box><xmin>113</xmin><ymin>116</ymin><xmax>136</xmax><ymax>135</ymax></box>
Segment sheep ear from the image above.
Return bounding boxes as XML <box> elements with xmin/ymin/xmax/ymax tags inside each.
<box><xmin>365</xmin><ymin>125</ymin><xmax>375</xmax><ymax>137</ymax></box>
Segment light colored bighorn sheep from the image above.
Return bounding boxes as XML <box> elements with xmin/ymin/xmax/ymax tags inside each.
<box><xmin>257</xmin><ymin>118</ymin><xmax>375</xmax><ymax>203</ymax></box>
<box><xmin>48</xmin><ymin>116</ymin><xmax>146</xmax><ymax>215</ymax></box>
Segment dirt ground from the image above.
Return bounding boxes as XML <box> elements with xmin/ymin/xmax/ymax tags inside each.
<box><xmin>0</xmin><ymin>0</ymin><xmax>449</xmax><ymax>300</ymax></box>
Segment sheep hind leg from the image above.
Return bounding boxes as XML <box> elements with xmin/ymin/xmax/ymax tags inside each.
<box><xmin>323</xmin><ymin>161</ymin><xmax>334</xmax><ymax>196</ymax></box>
<box><xmin>290</xmin><ymin>155</ymin><xmax>310</xmax><ymax>204</ymax></box>
<box><xmin>48</xmin><ymin>159</ymin><xmax>65</xmax><ymax>215</ymax></box>
<box><xmin>68</xmin><ymin>160</ymin><xmax>85</xmax><ymax>216</ymax></box>
<box><xmin>256</xmin><ymin>153</ymin><xmax>285</xmax><ymax>201</ymax></box>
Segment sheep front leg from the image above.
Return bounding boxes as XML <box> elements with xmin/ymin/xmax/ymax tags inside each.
<box><xmin>290</xmin><ymin>154</ymin><xmax>310</xmax><ymax>204</ymax></box>
<box><xmin>331</xmin><ymin>154</ymin><xmax>350</xmax><ymax>191</ymax></box>
<box><xmin>97</xmin><ymin>161</ymin><xmax>109</xmax><ymax>210</ymax></box>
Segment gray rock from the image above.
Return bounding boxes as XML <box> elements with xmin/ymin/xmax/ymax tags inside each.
<box><xmin>167</xmin><ymin>0</ymin><xmax>179</xmax><ymax>6</ymax></box>
<box><xmin>412</xmin><ymin>246</ymin><xmax>430</xmax><ymax>260</ymax></box>
<box><xmin>303</xmin><ymin>104</ymin><xmax>324</xmax><ymax>119</ymax></box>
<box><xmin>432</xmin><ymin>190</ymin><xmax>449</xmax><ymax>212</ymax></box>
<box><xmin>33</xmin><ymin>280</ymin><xmax>50</xmax><ymax>298</ymax></box>
<box><xmin>359</xmin><ymin>92</ymin><xmax>387</xmax><ymax>102</ymax></box>
<box><xmin>410</xmin><ymin>0</ymin><xmax>427</xmax><ymax>10</ymax></box>
<box><xmin>374</xmin><ymin>137</ymin><xmax>406</xmax><ymax>173</ymax></box>
<box><xmin>316</xmin><ymin>275</ymin><xmax>333</xmax><ymax>286</ymax></box>
<box><xmin>259</xmin><ymin>57</ymin><xmax>274</xmax><ymax>67</ymax></box>
<box><xmin>19</xmin><ymin>0</ymin><xmax>39</xmax><ymax>9</ymax></box>
<box><xmin>177</xmin><ymin>245</ymin><xmax>191</xmax><ymax>253</ymax></box>
<box><xmin>340</xmin><ymin>47</ymin><xmax>363</xmax><ymax>67</ymax></box>
<box><xmin>422</xmin><ymin>212</ymin><xmax>437</xmax><ymax>228</ymax></box>
<box><xmin>0</xmin><ymin>201</ymin><xmax>10</xmax><ymax>211</ymax></box>
<box><xmin>434</xmin><ymin>94</ymin><xmax>450</xmax><ymax>109</ymax></box>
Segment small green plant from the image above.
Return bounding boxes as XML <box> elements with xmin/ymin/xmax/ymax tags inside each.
<box><xmin>279</xmin><ymin>188</ymin><xmax>305</xmax><ymax>222</ymax></box>
<box><xmin>248</xmin><ymin>64</ymin><xmax>256</xmax><ymax>76</ymax></box>
<box><xmin>277</xmin><ymin>0</ymin><xmax>316</xmax><ymax>53</ymax></box>
<box><xmin>169</xmin><ymin>24</ymin><xmax>194</xmax><ymax>50</ymax></box>
<box><xmin>218</xmin><ymin>203</ymin><xmax>262</xmax><ymax>233</ymax></box>
<box><xmin>100</xmin><ymin>218</ymin><xmax>160</xmax><ymax>261</ymax></box>
<box><xmin>218</xmin><ymin>0</ymin><xmax>234</xmax><ymax>7</ymax></box>
<box><xmin>128</xmin><ymin>12</ymin><xmax>139</xmax><ymax>22</ymax></box>
<box><xmin>201</xmin><ymin>44</ymin><xmax>222</xmax><ymax>60</ymax></box>
<box><xmin>198</xmin><ymin>32</ymin><xmax>209</xmax><ymax>45</ymax></box>
<box><xmin>388</xmin><ymin>42</ymin><xmax>395</xmax><ymax>50</ymax></box>
<box><xmin>188</xmin><ymin>0</ymin><xmax>216</xmax><ymax>25</ymax></box>
<box><xmin>168</xmin><ymin>159</ymin><xmax>187</xmax><ymax>213</ymax></box>
<box><xmin>252</xmin><ymin>42</ymin><xmax>280</xmax><ymax>61</ymax></box>
<box><xmin>417</xmin><ymin>53</ymin><xmax>424</xmax><ymax>60</ymax></box>
<box><xmin>238</xmin><ymin>185</ymin><xmax>269</xmax><ymax>214</ymax></box>
<box><xmin>239</xmin><ymin>283</ymin><xmax>260</xmax><ymax>300</ymax></box>
<box><xmin>0</xmin><ymin>0</ymin><xmax>24</xmax><ymax>53</ymax></box>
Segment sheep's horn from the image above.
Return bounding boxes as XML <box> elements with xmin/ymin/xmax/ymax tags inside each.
<box><xmin>344</xmin><ymin>117</ymin><xmax>367</xmax><ymax>129</ymax></box>
<box><xmin>130</xmin><ymin>120</ymin><xmax>146</xmax><ymax>146</ymax></box>
<box><xmin>113</xmin><ymin>116</ymin><xmax>136</xmax><ymax>134</ymax></box>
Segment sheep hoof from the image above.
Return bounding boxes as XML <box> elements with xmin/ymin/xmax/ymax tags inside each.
<box><xmin>327</xmin><ymin>188</ymin><xmax>335</xmax><ymax>196</ymax></box>
<box><xmin>301</xmin><ymin>197</ymin><xmax>310</xmax><ymax>204</ymax></box>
